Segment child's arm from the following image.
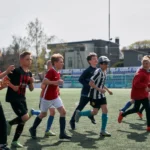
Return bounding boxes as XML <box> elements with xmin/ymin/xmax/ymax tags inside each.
<box><xmin>89</xmin><ymin>80</ymin><xmax>106</xmax><ymax>93</ymax></box>
<box><xmin>0</xmin><ymin>65</ymin><xmax>15</xmax><ymax>79</ymax></box>
<box><xmin>103</xmin><ymin>86</ymin><xmax>113</xmax><ymax>95</ymax></box>
<box><xmin>28</xmin><ymin>77</ymin><xmax>34</xmax><ymax>91</ymax></box>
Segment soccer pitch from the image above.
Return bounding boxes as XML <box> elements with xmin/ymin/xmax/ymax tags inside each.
<box><xmin>1</xmin><ymin>88</ymin><xmax>150</xmax><ymax>150</ymax></box>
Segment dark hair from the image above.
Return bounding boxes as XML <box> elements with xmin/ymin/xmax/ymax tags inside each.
<box><xmin>51</xmin><ymin>53</ymin><xmax>64</xmax><ymax>65</ymax></box>
<box><xmin>86</xmin><ymin>52</ymin><xmax>97</xmax><ymax>63</ymax></box>
<box><xmin>20</xmin><ymin>51</ymin><xmax>31</xmax><ymax>59</ymax></box>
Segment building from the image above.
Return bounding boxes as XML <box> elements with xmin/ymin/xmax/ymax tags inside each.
<box><xmin>123</xmin><ymin>49</ymin><xmax>150</xmax><ymax>67</ymax></box>
<box><xmin>47</xmin><ymin>39</ymin><xmax>120</xmax><ymax>69</ymax></box>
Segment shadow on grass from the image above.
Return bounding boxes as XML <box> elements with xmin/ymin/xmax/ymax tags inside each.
<box><xmin>122</xmin><ymin>120</ymin><xmax>146</xmax><ymax>130</ymax></box>
<box><xmin>67</xmin><ymin>130</ymin><xmax>107</xmax><ymax>149</ymax></box>
<box><xmin>117</xmin><ymin>129</ymin><xmax>149</xmax><ymax>142</ymax></box>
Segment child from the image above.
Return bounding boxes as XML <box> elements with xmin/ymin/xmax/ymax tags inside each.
<box><xmin>29</xmin><ymin>53</ymin><xmax>71</xmax><ymax>140</ymax></box>
<box><xmin>75</xmin><ymin>56</ymin><xmax>113</xmax><ymax>136</ymax></box>
<box><xmin>118</xmin><ymin>56</ymin><xmax>150</xmax><ymax>131</ymax></box>
<box><xmin>70</xmin><ymin>52</ymin><xmax>98</xmax><ymax>130</ymax></box>
<box><xmin>0</xmin><ymin>65</ymin><xmax>15</xmax><ymax>150</ymax></box>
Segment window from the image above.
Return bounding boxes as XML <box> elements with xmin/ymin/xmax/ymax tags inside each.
<box><xmin>138</xmin><ymin>54</ymin><xmax>143</xmax><ymax>61</ymax></box>
<box><xmin>68</xmin><ymin>57</ymin><xmax>72</xmax><ymax>68</ymax></box>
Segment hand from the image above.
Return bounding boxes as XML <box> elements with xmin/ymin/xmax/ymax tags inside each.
<box><xmin>98</xmin><ymin>88</ymin><xmax>106</xmax><ymax>94</ymax></box>
<box><xmin>58</xmin><ymin>79</ymin><xmax>64</xmax><ymax>85</ymax></box>
<box><xmin>6</xmin><ymin>65</ymin><xmax>15</xmax><ymax>74</ymax></box>
<box><xmin>108</xmin><ymin>90</ymin><xmax>113</xmax><ymax>95</ymax></box>
<box><xmin>29</xmin><ymin>77</ymin><xmax>35</xmax><ymax>84</ymax></box>
<box><xmin>13</xmin><ymin>86</ymin><xmax>19</xmax><ymax>92</ymax></box>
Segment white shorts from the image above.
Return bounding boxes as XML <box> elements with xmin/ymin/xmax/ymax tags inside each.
<box><xmin>40</xmin><ymin>96</ymin><xmax>63</xmax><ymax>112</ymax></box>
<box><xmin>40</xmin><ymin>98</ymin><xmax>55</xmax><ymax>109</ymax></box>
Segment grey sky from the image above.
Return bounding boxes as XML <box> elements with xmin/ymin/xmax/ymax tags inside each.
<box><xmin>0</xmin><ymin>0</ymin><xmax>150</xmax><ymax>48</ymax></box>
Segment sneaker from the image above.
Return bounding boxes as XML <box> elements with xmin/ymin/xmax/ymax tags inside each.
<box><xmin>29</xmin><ymin>127</ymin><xmax>37</xmax><ymax>139</ymax></box>
<box><xmin>44</xmin><ymin>130</ymin><xmax>56</xmax><ymax>137</ymax></box>
<box><xmin>88</xmin><ymin>116</ymin><xmax>96</xmax><ymax>124</ymax></box>
<box><xmin>118</xmin><ymin>111</ymin><xmax>124</xmax><ymax>123</ymax></box>
<box><xmin>0</xmin><ymin>145</ymin><xmax>10</xmax><ymax>150</ymax></box>
<box><xmin>11</xmin><ymin>141</ymin><xmax>23</xmax><ymax>148</ymax></box>
<box><xmin>137</xmin><ymin>112</ymin><xmax>143</xmax><ymax>119</ymax></box>
<box><xmin>147</xmin><ymin>126</ymin><xmax>150</xmax><ymax>131</ymax></box>
<box><xmin>75</xmin><ymin>110</ymin><xmax>81</xmax><ymax>123</ymax></box>
<box><xmin>59</xmin><ymin>133</ymin><xmax>71</xmax><ymax>140</ymax></box>
<box><xmin>100</xmin><ymin>131</ymin><xmax>111</xmax><ymax>137</ymax></box>
<box><xmin>70</xmin><ymin>120</ymin><xmax>75</xmax><ymax>130</ymax></box>
<box><xmin>29</xmin><ymin>108</ymin><xmax>34</xmax><ymax>118</ymax></box>
<box><xmin>6</xmin><ymin>121</ymin><xmax>12</xmax><ymax>135</ymax></box>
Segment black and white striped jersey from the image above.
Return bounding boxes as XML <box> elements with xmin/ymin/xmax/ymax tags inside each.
<box><xmin>88</xmin><ymin>68</ymin><xmax>106</xmax><ymax>99</ymax></box>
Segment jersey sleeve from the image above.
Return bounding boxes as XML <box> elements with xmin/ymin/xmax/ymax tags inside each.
<box><xmin>78</xmin><ymin>69</ymin><xmax>89</xmax><ymax>86</ymax></box>
<box><xmin>90</xmin><ymin>69</ymin><xmax>101</xmax><ymax>83</ymax></box>
<box><xmin>7</xmin><ymin>69</ymin><xmax>17</xmax><ymax>80</ymax></box>
<box><xmin>45</xmin><ymin>69</ymin><xmax>53</xmax><ymax>80</ymax></box>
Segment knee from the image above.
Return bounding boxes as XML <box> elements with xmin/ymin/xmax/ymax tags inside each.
<box><xmin>39</xmin><ymin>112</ymin><xmax>47</xmax><ymax>118</ymax></box>
<box><xmin>50</xmin><ymin>109</ymin><xmax>55</xmax><ymax>116</ymax></box>
<box><xmin>61</xmin><ymin>109</ymin><xmax>66</xmax><ymax>116</ymax></box>
<box><xmin>92</xmin><ymin>110</ymin><xmax>98</xmax><ymax>115</ymax></box>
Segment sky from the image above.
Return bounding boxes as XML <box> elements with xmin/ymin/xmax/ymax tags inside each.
<box><xmin>0</xmin><ymin>0</ymin><xmax>150</xmax><ymax>49</ymax></box>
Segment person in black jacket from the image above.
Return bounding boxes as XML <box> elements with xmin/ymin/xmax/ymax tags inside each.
<box><xmin>70</xmin><ymin>53</ymin><xmax>98</xmax><ymax>130</ymax></box>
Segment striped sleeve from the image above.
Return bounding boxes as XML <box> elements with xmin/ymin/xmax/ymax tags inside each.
<box><xmin>90</xmin><ymin>69</ymin><xmax>101</xmax><ymax>83</ymax></box>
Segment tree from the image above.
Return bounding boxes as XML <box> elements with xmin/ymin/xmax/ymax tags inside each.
<box><xmin>121</xmin><ymin>40</ymin><xmax>150</xmax><ymax>52</ymax></box>
<box><xmin>26</xmin><ymin>18</ymin><xmax>55</xmax><ymax>75</ymax></box>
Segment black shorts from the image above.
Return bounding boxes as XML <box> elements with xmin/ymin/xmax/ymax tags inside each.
<box><xmin>90</xmin><ymin>97</ymin><xmax>107</xmax><ymax>109</ymax></box>
<box><xmin>10</xmin><ymin>98</ymin><xmax>28</xmax><ymax>117</ymax></box>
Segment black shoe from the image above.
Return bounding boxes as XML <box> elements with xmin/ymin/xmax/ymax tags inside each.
<box><xmin>29</xmin><ymin>127</ymin><xmax>37</xmax><ymax>139</ymax></box>
<box><xmin>70</xmin><ymin>121</ymin><xmax>75</xmax><ymax>130</ymax></box>
<box><xmin>88</xmin><ymin>116</ymin><xmax>96</xmax><ymax>124</ymax></box>
<box><xmin>59</xmin><ymin>133</ymin><xmax>72</xmax><ymax>140</ymax></box>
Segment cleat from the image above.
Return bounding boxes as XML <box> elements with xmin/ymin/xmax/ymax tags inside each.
<box><xmin>137</xmin><ymin>112</ymin><xmax>143</xmax><ymax>119</ymax></box>
<box><xmin>69</xmin><ymin>121</ymin><xmax>75</xmax><ymax>130</ymax></box>
<box><xmin>44</xmin><ymin>130</ymin><xmax>56</xmax><ymax>137</ymax></box>
<box><xmin>29</xmin><ymin>127</ymin><xmax>37</xmax><ymax>139</ymax></box>
<box><xmin>6</xmin><ymin>121</ymin><xmax>12</xmax><ymax>135</ymax></box>
<box><xmin>75</xmin><ymin>110</ymin><xmax>81</xmax><ymax>123</ymax></box>
<box><xmin>147</xmin><ymin>126</ymin><xmax>150</xmax><ymax>132</ymax></box>
<box><xmin>118</xmin><ymin>111</ymin><xmax>123</xmax><ymax>123</ymax></box>
<box><xmin>88</xmin><ymin>115</ymin><xmax>96</xmax><ymax>124</ymax></box>
<box><xmin>59</xmin><ymin>133</ymin><xmax>71</xmax><ymax>140</ymax></box>
<box><xmin>11</xmin><ymin>141</ymin><xmax>23</xmax><ymax>148</ymax></box>
<box><xmin>100</xmin><ymin>131</ymin><xmax>111</xmax><ymax>137</ymax></box>
<box><xmin>29</xmin><ymin>108</ymin><xmax>34</xmax><ymax>118</ymax></box>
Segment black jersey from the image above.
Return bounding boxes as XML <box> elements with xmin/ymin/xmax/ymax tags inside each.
<box><xmin>6</xmin><ymin>67</ymin><xmax>32</xmax><ymax>102</ymax></box>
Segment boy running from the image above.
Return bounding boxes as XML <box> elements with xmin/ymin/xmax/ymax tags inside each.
<box><xmin>0</xmin><ymin>65</ymin><xmax>15</xmax><ymax>150</ymax></box>
<box><xmin>29</xmin><ymin>53</ymin><xmax>71</xmax><ymax>140</ymax></box>
<box><xmin>118</xmin><ymin>56</ymin><xmax>150</xmax><ymax>131</ymax></box>
<box><xmin>70</xmin><ymin>53</ymin><xmax>98</xmax><ymax>130</ymax></box>
<box><xmin>75</xmin><ymin>56</ymin><xmax>113</xmax><ymax>136</ymax></box>
<box><xmin>6</xmin><ymin>51</ymin><xmax>34</xmax><ymax>148</ymax></box>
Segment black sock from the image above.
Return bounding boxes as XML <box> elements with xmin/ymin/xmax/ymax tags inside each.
<box><xmin>9</xmin><ymin>117</ymin><xmax>22</xmax><ymax>126</ymax></box>
<box><xmin>32</xmin><ymin>117</ymin><xmax>42</xmax><ymax>130</ymax></box>
<box><xmin>59</xmin><ymin>117</ymin><xmax>66</xmax><ymax>135</ymax></box>
<box><xmin>13</xmin><ymin>123</ymin><xmax>25</xmax><ymax>142</ymax></box>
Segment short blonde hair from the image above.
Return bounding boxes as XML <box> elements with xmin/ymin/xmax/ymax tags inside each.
<box><xmin>51</xmin><ymin>53</ymin><xmax>64</xmax><ymax>65</ymax></box>
<box><xmin>141</xmin><ymin>55</ymin><xmax>150</xmax><ymax>63</ymax></box>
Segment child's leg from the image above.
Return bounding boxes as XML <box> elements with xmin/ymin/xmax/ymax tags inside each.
<box><xmin>120</xmin><ymin>100</ymin><xmax>134</xmax><ymax>112</ymax></box>
<box><xmin>0</xmin><ymin>103</ymin><xmax>7</xmax><ymax>147</ymax></box>
<box><xmin>101</xmin><ymin>104</ymin><xmax>108</xmax><ymax>132</ymax></box>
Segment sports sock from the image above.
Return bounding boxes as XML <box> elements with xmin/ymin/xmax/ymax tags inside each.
<box><xmin>101</xmin><ymin>113</ymin><xmax>108</xmax><ymax>131</ymax></box>
<box><xmin>121</xmin><ymin>101</ymin><xmax>132</xmax><ymax>112</ymax></box>
<box><xmin>80</xmin><ymin>110</ymin><xmax>91</xmax><ymax>116</ymax></box>
<box><xmin>59</xmin><ymin>117</ymin><xmax>66</xmax><ymax>135</ymax></box>
<box><xmin>32</xmin><ymin>117</ymin><xmax>42</xmax><ymax>130</ymax></box>
<box><xmin>31</xmin><ymin>110</ymin><xmax>41</xmax><ymax>116</ymax></box>
<box><xmin>12</xmin><ymin>123</ymin><xmax>25</xmax><ymax>142</ymax></box>
<box><xmin>9</xmin><ymin>117</ymin><xmax>22</xmax><ymax>126</ymax></box>
<box><xmin>45</xmin><ymin>116</ymin><xmax>54</xmax><ymax>132</ymax></box>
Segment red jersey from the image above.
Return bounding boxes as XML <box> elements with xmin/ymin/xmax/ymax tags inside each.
<box><xmin>131</xmin><ymin>68</ymin><xmax>150</xmax><ymax>100</ymax></box>
<box><xmin>43</xmin><ymin>68</ymin><xmax>60</xmax><ymax>100</ymax></box>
